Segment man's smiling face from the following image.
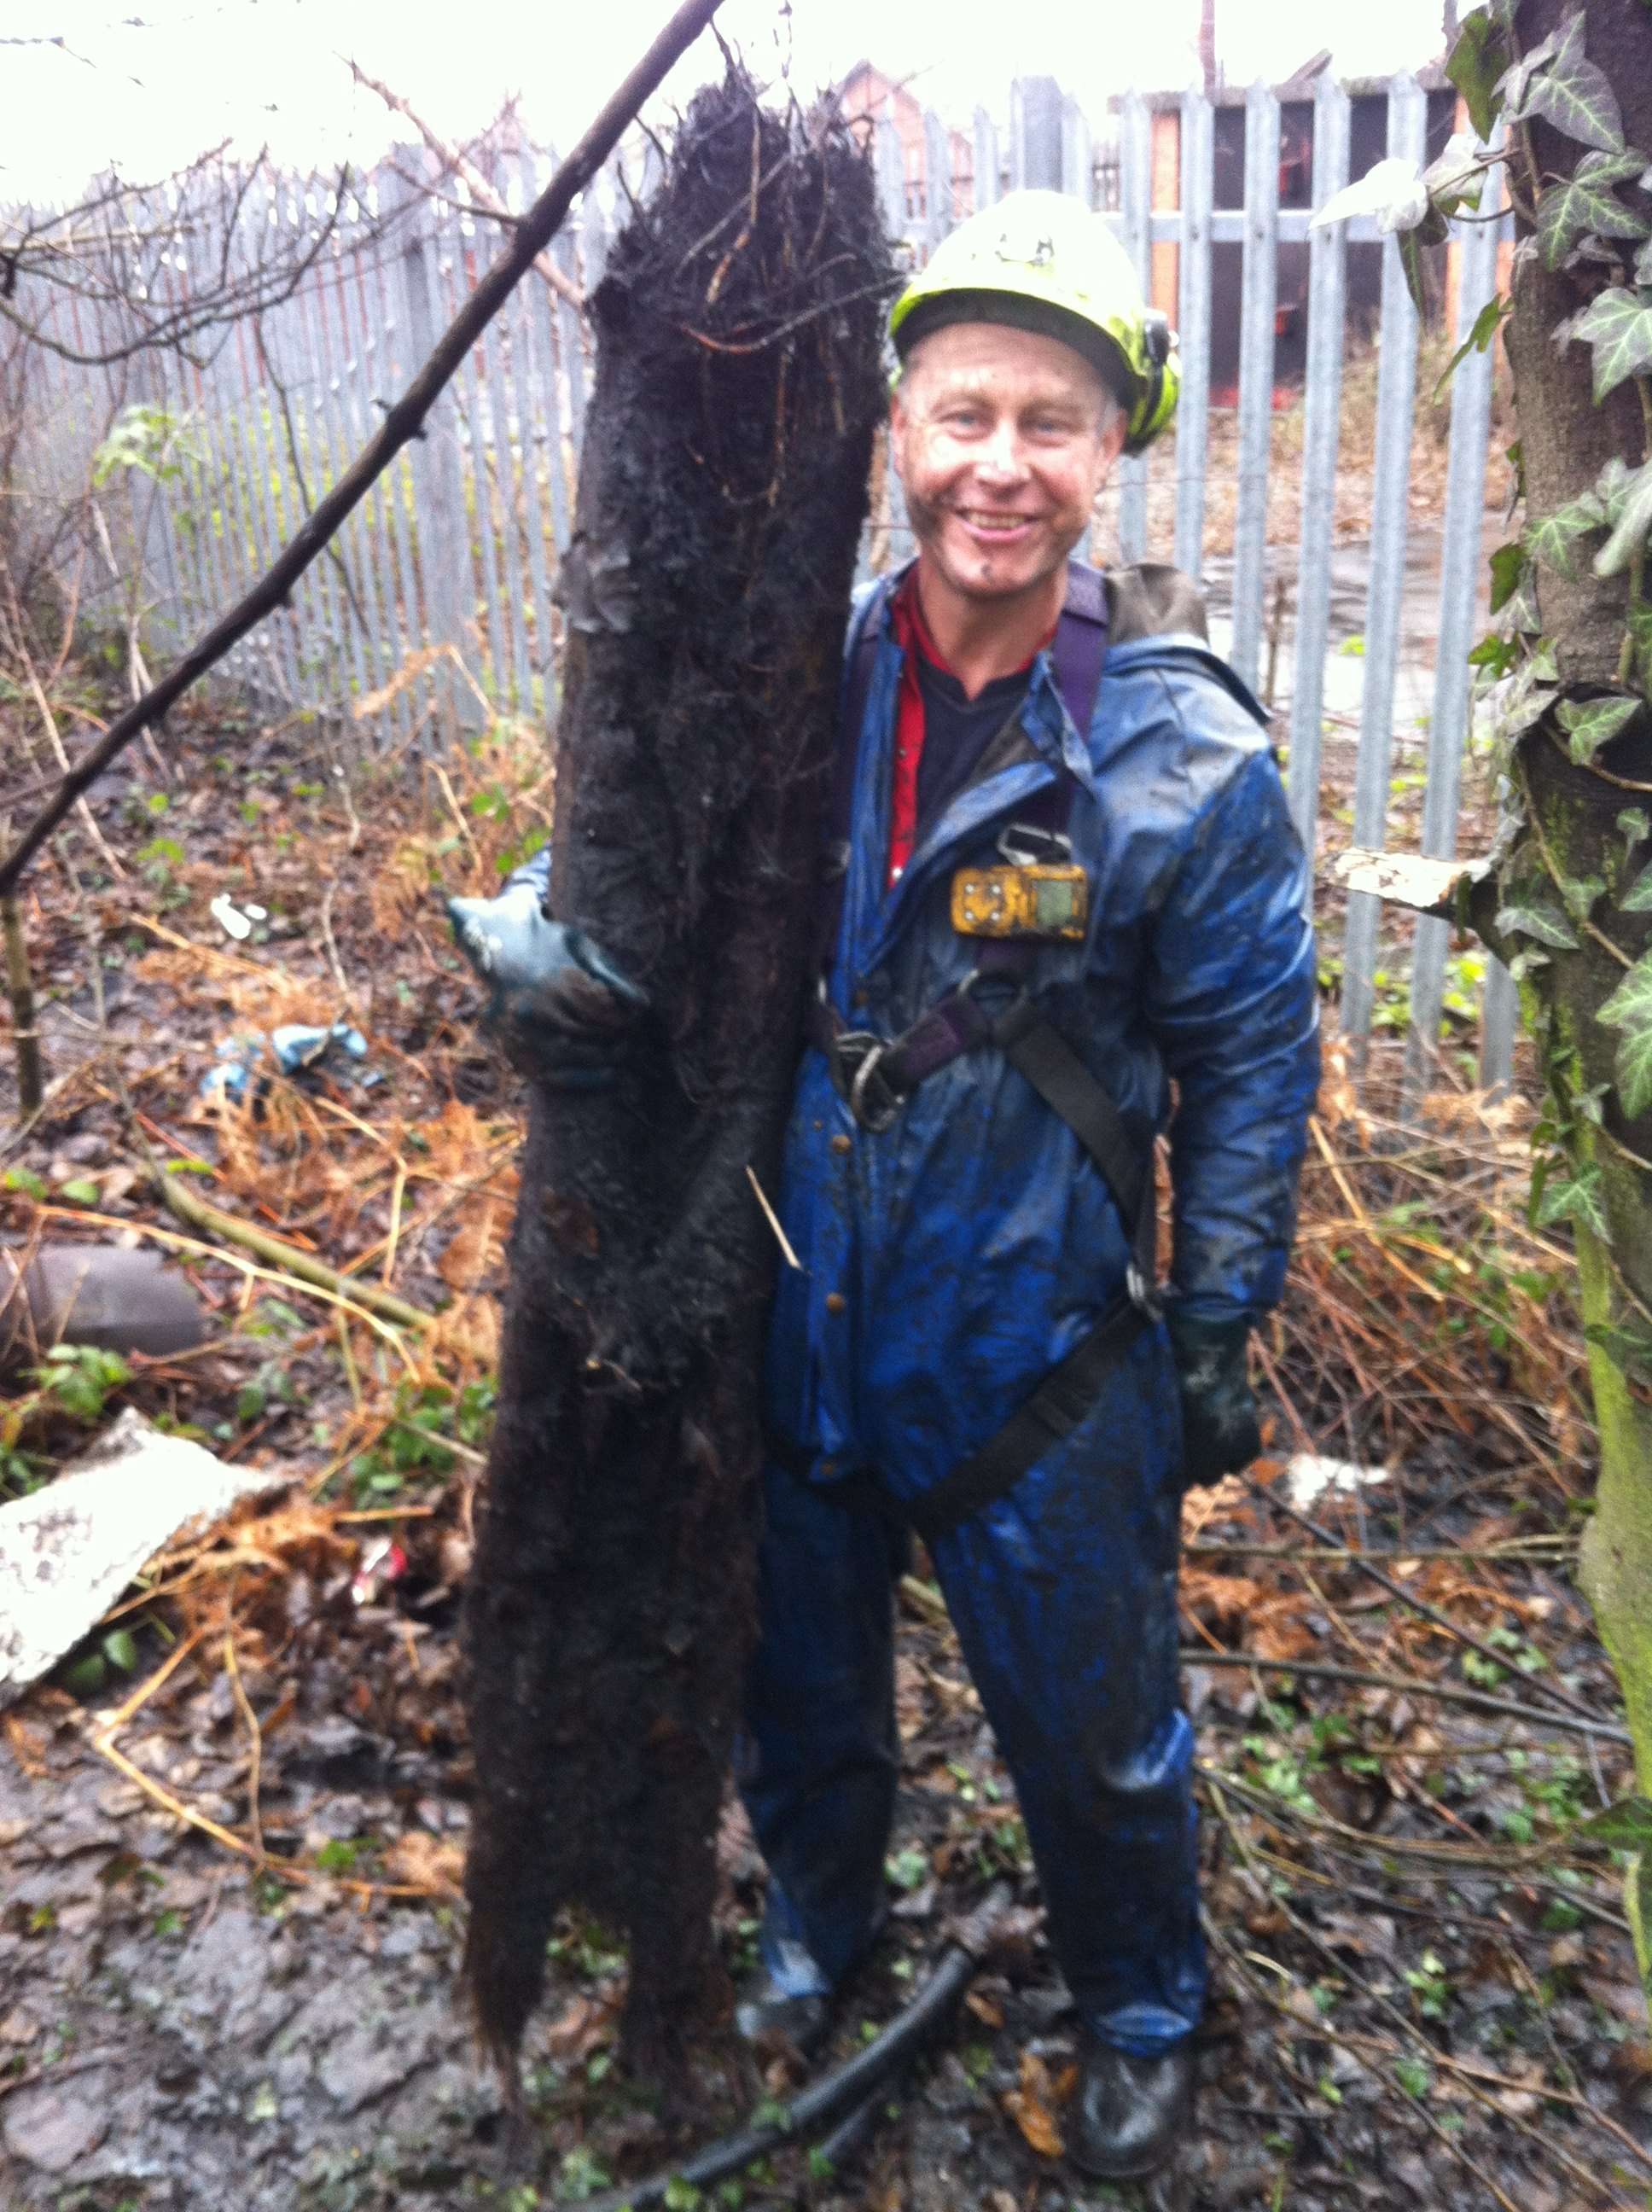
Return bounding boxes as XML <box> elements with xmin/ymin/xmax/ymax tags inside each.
<box><xmin>890</xmin><ymin>320</ymin><xmax>1125</xmax><ymax>615</ymax></box>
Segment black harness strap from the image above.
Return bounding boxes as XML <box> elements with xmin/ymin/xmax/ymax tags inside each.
<box><xmin>791</xmin><ymin>562</ymin><xmax>1159</xmax><ymax>1546</ymax></box>
<box><xmin>989</xmin><ymin>996</ymin><xmax>1159</xmax><ymax>1300</ymax></box>
<box><xmin>903</xmin><ymin>1294</ymin><xmax>1144</xmax><ymax>1548</ymax></box>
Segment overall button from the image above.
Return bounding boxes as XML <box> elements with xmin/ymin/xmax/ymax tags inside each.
<box><xmin>825</xmin><ymin>1292</ymin><xmax>847</xmax><ymax>1315</ymax></box>
<box><xmin>830</xmin><ymin>1134</ymin><xmax>852</xmax><ymax>1155</ymax></box>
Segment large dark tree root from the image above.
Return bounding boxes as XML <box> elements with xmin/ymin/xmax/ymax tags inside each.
<box><xmin>462</xmin><ymin>72</ymin><xmax>893</xmax><ymax>2089</ymax></box>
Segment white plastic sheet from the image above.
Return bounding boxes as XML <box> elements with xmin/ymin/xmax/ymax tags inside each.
<box><xmin>0</xmin><ymin>1409</ymin><xmax>285</xmax><ymax>1705</ymax></box>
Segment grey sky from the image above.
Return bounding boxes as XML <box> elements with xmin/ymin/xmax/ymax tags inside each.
<box><xmin>6</xmin><ymin>0</ymin><xmax>1451</xmax><ymax>201</ymax></box>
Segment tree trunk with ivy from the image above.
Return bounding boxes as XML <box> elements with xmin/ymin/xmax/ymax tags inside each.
<box><xmin>1336</xmin><ymin>0</ymin><xmax>1652</xmax><ymax>1970</ymax></box>
<box><xmin>1498</xmin><ymin>0</ymin><xmax>1652</xmax><ymax>1821</ymax></box>
<box><xmin>1410</xmin><ymin>0</ymin><xmax>1652</xmax><ymax>1965</ymax></box>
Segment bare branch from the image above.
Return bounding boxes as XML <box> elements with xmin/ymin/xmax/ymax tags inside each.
<box><xmin>0</xmin><ymin>0</ymin><xmax>730</xmax><ymax>899</ymax></box>
<box><xmin>348</xmin><ymin>61</ymin><xmax>586</xmax><ymax>314</ymax></box>
<box><xmin>0</xmin><ymin>144</ymin><xmax>375</xmax><ymax>369</ymax></box>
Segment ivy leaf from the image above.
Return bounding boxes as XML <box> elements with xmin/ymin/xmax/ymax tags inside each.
<box><xmin>1623</xmin><ymin>863</ymin><xmax>1652</xmax><ymax>911</ymax></box>
<box><xmin>1535</xmin><ymin>1163</ymin><xmax>1609</xmax><ymax>1236</ymax></box>
<box><xmin>1579</xmin><ymin>1796</ymin><xmax>1652</xmax><ymax>1849</ymax></box>
<box><xmin>1569</xmin><ymin>288</ymin><xmax>1652</xmax><ymax>401</ymax></box>
<box><xmin>1311</xmin><ymin>157</ymin><xmax>1430</xmax><ymax>234</ymax></box>
<box><xmin>1584</xmin><ymin>1320</ymin><xmax>1652</xmax><ymax>1381</ymax></box>
<box><xmin>1487</xmin><ymin>544</ymin><xmax>1525</xmax><ymax>608</ymax></box>
<box><xmin>1556</xmin><ymin>694</ymin><xmax>1641</xmax><ymax>762</ymax></box>
<box><xmin>1396</xmin><ymin>206</ymin><xmax>1451</xmax><ymax>317</ymax></box>
<box><xmin>1573</xmin><ymin>146</ymin><xmax>1647</xmax><ymax>189</ymax></box>
<box><xmin>1507</xmin><ymin>946</ymin><xmax>1552</xmax><ymax>983</ymax></box>
<box><xmin>1621</xmin><ymin>806</ymin><xmax>1651</xmax><ymax>847</ymax></box>
<box><xmin>1598</xmin><ymin>451</ymin><xmax>1643</xmax><ymax>521</ymax></box>
<box><xmin>1495</xmin><ymin>900</ymin><xmax>1579</xmax><ymax>949</ymax></box>
<box><xmin>1495</xmin><ymin>677</ymin><xmax>1557</xmax><ymax>739</ymax></box>
<box><xmin>1422</xmin><ymin>131</ymin><xmax>1487</xmax><ymax>214</ymax></box>
<box><xmin>1496</xmin><ymin>27</ymin><xmax>1561</xmax><ymax>119</ymax></box>
<box><xmin>1435</xmin><ymin>294</ymin><xmax>1511</xmax><ymax>401</ymax></box>
<box><xmin>1494</xmin><ymin>572</ymin><xmax>1544</xmax><ymax>638</ymax></box>
<box><xmin>1518</xmin><ymin>12</ymin><xmax>1626</xmax><ymax>150</ymax></box>
<box><xmin>1560</xmin><ymin>871</ymin><xmax>1607</xmax><ymax>920</ymax></box>
<box><xmin>1597</xmin><ymin>950</ymin><xmax>1652</xmax><ymax>1116</ymax></box>
<box><xmin>1447</xmin><ymin>9</ymin><xmax>1513</xmax><ymax>139</ymax></box>
<box><xmin>1537</xmin><ymin>174</ymin><xmax>1650</xmax><ymax>271</ymax></box>
<box><xmin>1627</xmin><ymin>607</ymin><xmax>1652</xmax><ymax>689</ymax></box>
<box><xmin>1568</xmin><ymin>233</ymin><xmax>1635</xmax><ymax>269</ymax></box>
<box><xmin>1596</xmin><ymin>457</ymin><xmax>1652</xmax><ymax>575</ymax></box>
<box><xmin>1525</xmin><ymin>498</ymin><xmax>1607</xmax><ymax>579</ymax></box>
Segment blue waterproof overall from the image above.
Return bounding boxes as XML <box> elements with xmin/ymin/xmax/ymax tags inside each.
<box><xmin>740</xmin><ymin>562</ymin><xmax>1320</xmax><ymax>2054</ymax></box>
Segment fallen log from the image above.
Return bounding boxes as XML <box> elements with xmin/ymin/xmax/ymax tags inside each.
<box><xmin>462</xmin><ymin>74</ymin><xmax>892</xmax><ymax>2088</ymax></box>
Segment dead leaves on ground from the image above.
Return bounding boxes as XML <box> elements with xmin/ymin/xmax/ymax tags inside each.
<box><xmin>1183</xmin><ymin>1565</ymin><xmax>1317</xmax><ymax>1661</ymax></box>
<box><xmin>1001</xmin><ymin>2047</ymin><xmax>1078</xmax><ymax>2159</ymax></box>
<box><xmin>379</xmin><ymin>1829</ymin><xmax>464</xmax><ymax>1898</ymax></box>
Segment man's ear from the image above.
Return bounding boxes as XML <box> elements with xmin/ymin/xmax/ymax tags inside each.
<box><xmin>887</xmin><ymin>385</ymin><xmax>908</xmax><ymax>480</ymax></box>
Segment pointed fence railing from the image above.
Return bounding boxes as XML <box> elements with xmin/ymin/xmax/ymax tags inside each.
<box><xmin>5</xmin><ymin>68</ymin><xmax>1517</xmax><ymax>1091</ymax></box>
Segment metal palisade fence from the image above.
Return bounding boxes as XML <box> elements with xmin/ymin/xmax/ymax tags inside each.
<box><xmin>5</xmin><ymin>70</ymin><xmax>1516</xmax><ymax>1091</ymax></box>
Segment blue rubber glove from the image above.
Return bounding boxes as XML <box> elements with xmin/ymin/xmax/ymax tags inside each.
<box><xmin>447</xmin><ymin>881</ymin><xmax>649</xmax><ymax>1091</ymax></box>
<box><xmin>1164</xmin><ymin>1310</ymin><xmax>1262</xmax><ymax>1490</ymax></box>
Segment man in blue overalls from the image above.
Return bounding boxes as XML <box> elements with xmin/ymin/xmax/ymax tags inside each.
<box><xmin>451</xmin><ymin>189</ymin><xmax>1319</xmax><ymax>2181</ymax></box>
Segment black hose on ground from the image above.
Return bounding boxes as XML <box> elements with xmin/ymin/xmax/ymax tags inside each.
<box><xmin>810</xmin><ymin>2085</ymin><xmax>886</xmax><ymax>2179</ymax></box>
<box><xmin>579</xmin><ymin>1886</ymin><xmax>1010</xmax><ymax>2212</ymax></box>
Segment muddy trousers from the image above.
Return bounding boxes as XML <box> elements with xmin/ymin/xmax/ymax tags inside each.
<box><xmin>735</xmin><ymin>1435</ymin><xmax>1206</xmax><ymax>2057</ymax></box>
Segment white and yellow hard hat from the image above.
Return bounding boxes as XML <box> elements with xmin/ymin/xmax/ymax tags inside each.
<box><xmin>888</xmin><ymin>189</ymin><xmax>1179</xmax><ymax>455</ymax></box>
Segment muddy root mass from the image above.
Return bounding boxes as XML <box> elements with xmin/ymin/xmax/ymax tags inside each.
<box><xmin>462</xmin><ymin>73</ymin><xmax>893</xmax><ymax>2087</ymax></box>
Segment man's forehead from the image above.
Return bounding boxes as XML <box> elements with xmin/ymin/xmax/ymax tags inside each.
<box><xmin>900</xmin><ymin>322</ymin><xmax>1106</xmax><ymax>405</ymax></box>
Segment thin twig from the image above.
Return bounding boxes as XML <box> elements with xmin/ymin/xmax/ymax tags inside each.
<box><xmin>1516</xmin><ymin>752</ymin><xmax>1633</xmax><ymax>969</ymax></box>
<box><xmin>1</xmin><ymin>882</ymin><xmax>44</xmax><ymax>1119</ymax></box>
<box><xmin>0</xmin><ymin>0</ymin><xmax>730</xmax><ymax>899</ymax></box>
<box><xmin>1209</xmin><ymin>1778</ymin><xmax>1641</xmax><ymax>2202</ymax></box>
<box><xmin>1549</xmin><ymin>725</ymin><xmax>1652</xmax><ymax>794</ymax></box>
<box><xmin>152</xmin><ymin>1171</ymin><xmax>428</xmax><ymax>1331</ymax></box>
<box><xmin>222</xmin><ymin>1610</ymin><xmax>265</xmax><ymax>1867</ymax></box>
<box><xmin>317</xmin><ymin>882</ymin><xmax>354</xmax><ymax>1010</ymax></box>
<box><xmin>1239</xmin><ymin>1472</ymin><xmax>1603</xmax><ymax>1726</ymax></box>
<box><xmin>1</xmin><ymin>587</ymin><xmax>126</xmax><ymax>881</ymax></box>
<box><xmin>1201</xmin><ymin>1834</ymin><xmax>1530</xmax><ymax>2212</ymax></box>
<box><xmin>347</xmin><ymin>64</ymin><xmax>585</xmax><ymax>312</ymax></box>
<box><xmin>1184</xmin><ymin>1647</ymin><xmax>1630</xmax><ymax>1744</ymax></box>
<box><xmin>1187</xmin><ymin>1539</ymin><xmax>1573</xmax><ymax>1563</ymax></box>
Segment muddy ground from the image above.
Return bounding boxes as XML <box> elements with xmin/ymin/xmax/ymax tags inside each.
<box><xmin>0</xmin><ymin>690</ymin><xmax>1646</xmax><ymax>2212</ymax></box>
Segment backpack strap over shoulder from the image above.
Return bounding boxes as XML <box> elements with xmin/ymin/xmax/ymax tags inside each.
<box><xmin>1104</xmin><ymin>562</ymin><xmax>1209</xmax><ymax>646</ymax></box>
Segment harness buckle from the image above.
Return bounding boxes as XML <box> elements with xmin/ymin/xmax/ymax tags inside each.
<box><xmin>848</xmin><ymin>1041</ymin><xmax>905</xmax><ymax>1134</ymax></box>
<box><xmin>996</xmin><ymin>823</ymin><xmax>1074</xmax><ymax>867</ymax></box>
<box><xmin>829</xmin><ymin>1030</ymin><xmax>905</xmax><ymax>1134</ymax></box>
<box><xmin>1126</xmin><ymin>1261</ymin><xmax>1164</xmax><ymax>1321</ymax></box>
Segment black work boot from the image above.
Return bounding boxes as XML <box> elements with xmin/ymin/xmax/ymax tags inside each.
<box><xmin>733</xmin><ymin>1984</ymin><xmax>830</xmax><ymax>2060</ymax></box>
<box><xmin>734</xmin><ymin>1935</ymin><xmax>833</xmax><ymax>2061</ymax></box>
<box><xmin>1067</xmin><ymin>2039</ymin><xmax>1195</xmax><ymax>2182</ymax></box>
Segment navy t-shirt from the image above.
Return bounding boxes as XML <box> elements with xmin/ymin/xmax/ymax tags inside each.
<box><xmin>912</xmin><ymin>655</ymin><xmax>1032</xmax><ymax>841</ymax></box>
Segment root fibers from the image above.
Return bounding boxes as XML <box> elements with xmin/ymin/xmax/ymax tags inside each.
<box><xmin>462</xmin><ymin>74</ymin><xmax>893</xmax><ymax>2086</ymax></box>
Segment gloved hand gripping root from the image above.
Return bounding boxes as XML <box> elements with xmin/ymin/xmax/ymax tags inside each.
<box><xmin>448</xmin><ymin>880</ymin><xmax>649</xmax><ymax>1089</ymax></box>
